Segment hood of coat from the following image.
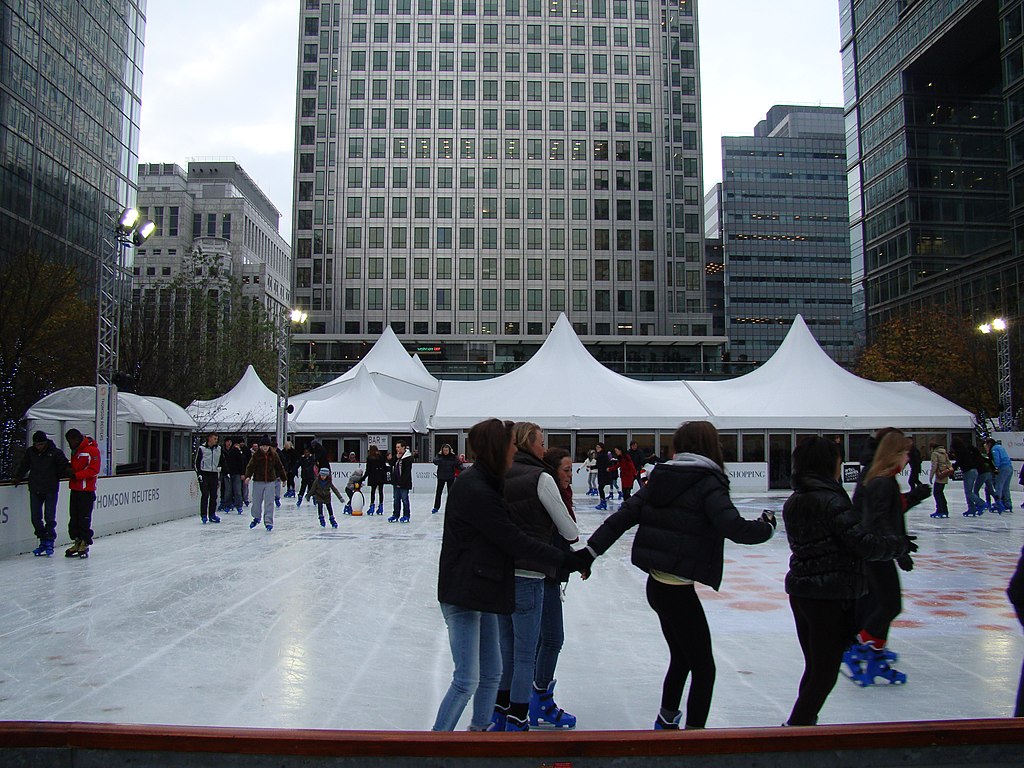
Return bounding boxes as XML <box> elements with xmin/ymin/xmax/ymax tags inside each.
<box><xmin>643</xmin><ymin>453</ymin><xmax>727</xmax><ymax>504</ymax></box>
<box><xmin>931</xmin><ymin>447</ymin><xmax>949</xmax><ymax>463</ymax></box>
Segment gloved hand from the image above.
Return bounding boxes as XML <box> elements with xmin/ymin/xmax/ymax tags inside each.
<box><xmin>760</xmin><ymin>509</ymin><xmax>777</xmax><ymax>529</ymax></box>
<box><xmin>905</xmin><ymin>483</ymin><xmax>932</xmax><ymax>509</ymax></box>
<box><xmin>896</xmin><ymin>554</ymin><xmax>914</xmax><ymax>572</ymax></box>
<box><xmin>905</xmin><ymin>535</ymin><xmax>918</xmax><ymax>553</ymax></box>
<box><xmin>565</xmin><ymin>547</ymin><xmax>595</xmax><ymax>574</ymax></box>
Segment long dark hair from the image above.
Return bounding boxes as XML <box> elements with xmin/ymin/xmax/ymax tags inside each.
<box><xmin>672</xmin><ymin>421</ymin><xmax>725</xmax><ymax>471</ymax></box>
<box><xmin>467</xmin><ymin>418</ymin><xmax>514</xmax><ymax>476</ymax></box>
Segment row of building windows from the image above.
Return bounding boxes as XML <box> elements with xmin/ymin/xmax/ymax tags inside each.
<box><xmin>326</xmin><ymin>226</ymin><xmax>658</xmax><ymax>250</ymax></box>
<box><xmin>335</xmin><ymin>286</ymin><xmax>658</xmax><ymax>313</ymax></box>
<box><xmin>329</xmin><ymin>107</ymin><xmax>660</xmax><ymax>133</ymax></box>
<box><xmin>327</xmin><ymin>0</ymin><xmax>655</xmax><ymax>20</ymax></box>
<box><xmin>334</xmin><ymin>21</ymin><xmax>654</xmax><ymax>49</ymax></box>
<box><xmin>330</xmin><ymin>77</ymin><xmax>660</xmax><ymax>104</ymax></box>
<box><xmin>332</xmin><ymin>196</ymin><xmax>657</xmax><ymax>220</ymax></box>
<box><xmin>327</xmin><ymin>319</ymin><xmax>656</xmax><ymax>337</ymax></box>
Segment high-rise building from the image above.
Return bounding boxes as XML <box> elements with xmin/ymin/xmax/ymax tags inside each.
<box><xmin>133</xmin><ymin>162</ymin><xmax>292</xmax><ymax>314</ymax></box>
<box><xmin>842</xmin><ymin>0</ymin><xmax>1023</xmax><ymax>337</ymax></box>
<box><xmin>289</xmin><ymin>0</ymin><xmax>719</xmax><ymax>380</ymax></box>
<box><xmin>717</xmin><ymin>105</ymin><xmax>854</xmax><ymax>366</ymax></box>
<box><xmin>0</xmin><ymin>0</ymin><xmax>147</xmax><ymax>277</ymax></box>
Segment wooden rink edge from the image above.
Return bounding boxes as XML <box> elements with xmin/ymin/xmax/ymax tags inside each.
<box><xmin>1</xmin><ymin>718</ymin><xmax>1023</xmax><ymax>759</ymax></box>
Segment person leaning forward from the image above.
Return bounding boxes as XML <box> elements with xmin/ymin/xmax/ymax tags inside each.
<box><xmin>14</xmin><ymin>430</ymin><xmax>70</xmax><ymax>557</ymax></box>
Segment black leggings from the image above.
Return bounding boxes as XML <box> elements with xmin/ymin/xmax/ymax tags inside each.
<box><xmin>858</xmin><ymin>560</ymin><xmax>902</xmax><ymax>644</ymax></box>
<box><xmin>787</xmin><ymin>595</ymin><xmax>858</xmax><ymax>726</ymax></box>
<box><xmin>645</xmin><ymin>577</ymin><xmax>715</xmax><ymax>728</ymax></box>
<box><xmin>434</xmin><ymin>477</ymin><xmax>454</xmax><ymax>510</ymax></box>
<box><xmin>367</xmin><ymin>483</ymin><xmax>385</xmax><ymax>505</ymax></box>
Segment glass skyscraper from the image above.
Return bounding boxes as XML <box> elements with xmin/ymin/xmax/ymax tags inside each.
<box><xmin>0</xmin><ymin>0</ymin><xmax>147</xmax><ymax>280</ymax></box>
<box><xmin>290</xmin><ymin>0</ymin><xmax>717</xmax><ymax>380</ymax></box>
<box><xmin>718</xmin><ymin>106</ymin><xmax>854</xmax><ymax>366</ymax></box>
<box><xmin>841</xmin><ymin>0</ymin><xmax>1022</xmax><ymax>338</ymax></box>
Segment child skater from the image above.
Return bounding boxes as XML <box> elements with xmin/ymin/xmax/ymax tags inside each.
<box><xmin>308</xmin><ymin>467</ymin><xmax>344</xmax><ymax>528</ymax></box>
<box><xmin>344</xmin><ymin>467</ymin><xmax>365</xmax><ymax>514</ymax></box>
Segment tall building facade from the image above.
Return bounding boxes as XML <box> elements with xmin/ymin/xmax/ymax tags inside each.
<box><xmin>0</xmin><ymin>0</ymin><xmax>146</xmax><ymax>277</ymax></box>
<box><xmin>290</xmin><ymin>0</ymin><xmax>717</xmax><ymax>380</ymax></box>
<box><xmin>717</xmin><ymin>106</ymin><xmax>854</xmax><ymax>366</ymax></box>
<box><xmin>134</xmin><ymin>161</ymin><xmax>292</xmax><ymax>314</ymax></box>
<box><xmin>842</xmin><ymin>0</ymin><xmax>1023</xmax><ymax>338</ymax></box>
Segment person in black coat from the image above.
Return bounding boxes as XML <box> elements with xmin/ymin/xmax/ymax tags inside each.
<box><xmin>783</xmin><ymin>437</ymin><xmax>911</xmax><ymax>726</ymax></box>
<box><xmin>432</xmin><ymin>418</ymin><xmax>588</xmax><ymax>732</ymax></box>
<box><xmin>575</xmin><ymin>421</ymin><xmax>775</xmax><ymax>730</ymax></box>
<box><xmin>432</xmin><ymin>443</ymin><xmax>463</xmax><ymax>514</ymax></box>
<box><xmin>364</xmin><ymin>445</ymin><xmax>388</xmax><ymax>515</ymax></box>
<box><xmin>1008</xmin><ymin>544</ymin><xmax>1024</xmax><ymax>717</ymax></box>
<box><xmin>294</xmin><ymin>446</ymin><xmax>317</xmax><ymax>508</ymax></box>
<box><xmin>594</xmin><ymin>442</ymin><xmax>614</xmax><ymax>510</ymax></box>
<box><xmin>388</xmin><ymin>441</ymin><xmax>415</xmax><ymax>522</ymax></box>
<box><xmin>14</xmin><ymin>430</ymin><xmax>70</xmax><ymax>555</ymax></box>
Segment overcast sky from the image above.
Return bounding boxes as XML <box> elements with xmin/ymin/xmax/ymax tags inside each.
<box><xmin>138</xmin><ymin>1</ymin><xmax>844</xmax><ymax>240</ymax></box>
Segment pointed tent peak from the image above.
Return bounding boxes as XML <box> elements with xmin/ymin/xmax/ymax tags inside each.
<box><xmin>752</xmin><ymin>313</ymin><xmax>848</xmax><ymax>377</ymax></box>
<box><xmin>518</xmin><ymin>313</ymin><xmax>598</xmax><ymax>371</ymax></box>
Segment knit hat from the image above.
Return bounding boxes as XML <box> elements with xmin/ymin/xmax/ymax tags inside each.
<box><xmin>319</xmin><ymin>467</ymin><xmax>330</xmax><ymax>478</ymax></box>
<box><xmin>32</xmin><ymin>430</ymin><xmax>47</xmax><ymax>444</ymax></box>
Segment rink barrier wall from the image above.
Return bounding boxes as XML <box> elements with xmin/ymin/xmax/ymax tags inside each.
<box><xmin>0</xmin><ymin>471</ymin><xmax>197</xmax><ymax>559</ymax></box>
<box><xmin>1</xmin><ymin>719</ymin><xmax>1023</xmax><ymax>767</ymax></box>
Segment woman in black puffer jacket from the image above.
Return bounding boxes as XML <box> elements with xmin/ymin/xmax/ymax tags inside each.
<box><xmin>580</xmin><ymin>421</ymin><xmax>775</xmax><ymax>730</ymax></box>
<box><xmin>783</xmin><ymin>437</ymin><xmax>909</xmax><ymax>726</ymax></box>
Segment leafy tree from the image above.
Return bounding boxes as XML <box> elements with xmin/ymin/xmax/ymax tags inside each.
<box><xmin>0</xmin><ymin>251</ymin><xmax>95</xmax><ymax>475</ymax></box>
<box><xmin>119</xmin><ymin>247</ymin><xmax>280</xmax><ymax>407</ymax></box>
<box><xmin>856</xmin><ymin>308</ymin><xmax>998</xmax><ymax>415</ymax></box>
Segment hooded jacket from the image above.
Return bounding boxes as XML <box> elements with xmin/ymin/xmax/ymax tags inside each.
<box><xmin>433</xmin><ymin>449</ymin><xmax>463</xmax><ymax>481</ymax></box>
<box><xmin>391</xmin><ymin>448</ymin><xmax>414</xmax><ymax>490</ymax></box>
<box><xmin>784</xmin><ymin>472</ymin><xmax>908</xmax><ymax>600</ymax></box>
<box><xmin>586</xmin><ymin>454</ymin><xmax>774</xmax><ymax>590</ymax></box>
<box><xmin>68</xmin><ymin>436</ymin><xmax>100</xmax><ymax>492</ymax></box>
<box><xmin>929</xmin><ymin>447</ymin><xmax>952</xmax><ymax>484</ymax></box>
<box><xmin>15</xmin><ymin>439</ymin><xmax>70</xmax><ymax>495</ymax></box>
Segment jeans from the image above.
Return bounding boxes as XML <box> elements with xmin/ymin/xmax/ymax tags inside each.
<box><xmin>251</xmin><ymin>480</ymin><xmax>276</xmax><ymax>525</ymax></box>
<box><xmin>932</xmin><ymin>482</ymin><xmax>948</xmax><ymax>516</ymax></box>
<box><xmin>199</xmin><ymin>471</ymin><xmax>219</xmax><ymax>519</ymax></box>
<box><xmin>432</xmin><ymin>603</ymin><xmax>501</xmax><ymax>731</ymax></box>
<box><xmin>222</xmin><ymin>474</ymin><xmax>242</xmax><ymax>509</ymax></box>
<box><xmin>498</xmin><ymin>576</ymin><xmax>546</xmax><ymax>705</ymax></box>
<box><xmin>29</xmin><ymin>491</ymin><xmax>58</xmax><ymax>541</ymax></box>
<box><xmin>977</xmin><ymin>471</ymin><xmax>995</xmax><ymax>502</ymax></box>
<box><xmin>534</xmin><ymin>578</ymin><xmax>565</xmax><ymax>690</ymax></box>
<box><xmin>393</xmin><ymin>486</ymin><xmax>410</xmax><ymax>517</ymax></box>
<box><xmin>68</xmin><ymin>490</ymin><xmax>95</xmax><ymax>545</ymax></box>
<box><xmin>962</xmin><ymin>468</ymin><xmax>984</xmax><ymax>514</ymax></box>
<box><xmin>995</xmin><ymin>465</ymin><xmax>1014</xmax><ymax>508</ymax></box>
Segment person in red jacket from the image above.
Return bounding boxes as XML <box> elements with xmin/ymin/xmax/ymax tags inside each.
<box><xmin>64</xmin><ymin>428</ymin><xmax>100</xmax><ymax>558</ymax></box>
<box><xmin>612</xmin><ymin>446</ymin><xmax>638</xmax><ymax>500</ymax></box>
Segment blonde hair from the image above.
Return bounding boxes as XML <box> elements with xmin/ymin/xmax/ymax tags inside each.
<box><xmin>512</xmin><ymin>421</ymin><xmax>542</xmax><ymax>452</ymax></box>
<box><xmin>864</xmin><ymin>430</ymin><xmax>907</xmax><ymax>483</ymax></box>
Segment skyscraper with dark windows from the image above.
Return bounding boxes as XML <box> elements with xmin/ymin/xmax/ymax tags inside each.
<box><xmin>717</xmin><ymin>106</ymin><xmax>854</xmax><ymax>366</ymax></box>
<box><xmin>0</xmin><ymin>0</ymin><xmax>147</xmax><ymax>280</ymax></box>
<box><xmin>290</xmin><ymin>0</ymin><xmax>721</xmax><ymax>380</ymax></box>
<box><xmin>841</xmin><ymin>0</ymin><xmax>1023</xmax><ymax>341</ymax></box>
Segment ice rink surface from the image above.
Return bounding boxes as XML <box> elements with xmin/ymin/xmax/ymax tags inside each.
<box><xmin>1</xmin><ymin>484</ymin><xmax>1021</xmax><ymax>731</ymax></box>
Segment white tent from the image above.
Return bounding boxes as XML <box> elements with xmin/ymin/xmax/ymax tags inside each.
<box><xmin>430</xmin><ymin>314</ymin><xmax>710</xmax><ymax>429</ymax></box>
<box><xmin>686</xmin><ymin>315</ymin><xmax>975</xmax><ymax>430</ymax></box>
<box><xmin>187</xmin><ymin>365</ymin><xmax>281</xmax><ymax>433</ymax></box>
<box><xmin>292</xmin><ymin>326</ymin><xmax>439</xmax><ymax>410</ymax></box>
<box><xmin>290</xmin><ymin>364</ymin><xmax>426</xmax><ymax>433</ymax></box>
<box><xmin>27</xmin><ymin>386</ymin><xmax>196</xmax><ymax>429</ymax></box>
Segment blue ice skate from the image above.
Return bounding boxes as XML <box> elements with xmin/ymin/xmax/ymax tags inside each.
<box><xmin>842</xmin><ymin>643</ymin><xmax>906</xmax><ymax>687</ymax></box>
<box><xmin>529</xmin><ymin>681</ymin><xmax>576</xmax><ymax>729</ymax></box>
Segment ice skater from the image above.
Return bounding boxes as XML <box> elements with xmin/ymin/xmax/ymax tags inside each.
<box><xmin>388</xmin><ymin>441</ymin><xmax>413</xmax><ymax>522</ymax></box>
<box><xmin>848</xmin><ymin>430</ymin><xmax>917</xmax><ymax>685</ymax></box>
<box><xmin>13</xmin><ymin>430</ymin><xmax>70</xmax><ymax>557</ymax></box>
<box><xmin>573</xmin><ymin>421</ymin><xmax>776</xmax><ymax>730</ymax></box>
<box><xmin>581</xmin><ymin>449</ymin><xmax>598</xmax><ymax>495</ymax></box>
<box><xmin>245</xmin><ymin>437</ymin><xmax>287</xmax><ymax>531</ymax></box>
<box><xmin>431</xmin><ymin>418</ymin><xmax>589</xmax><ymax>732</ymax></box>
<box><xmin>364</xmin><ymin>445</ymin><xmax>388</xmax><ymax>515</ymax></box>
<box><xmin>194</xmin><ymin>433</ymin><xmax>223</xmax><ymax>524</ymax></box>
<box><xmin>987</xmin><ymin>438</ymin><xmax>1015</xmax><ymax>513</ymax></box>
<box><xmin>927</xmin><ymin>442</ymin><xmax>953</xmax><ymax>518</ymax></box>
<box><xmin>64</xmin><ymin>429</ymin><xmax>100</xmax><ymax>559</ymax></box>
<box><xmin>295</xmin><ymin>445</ymin><xmax>316</xmax><ymax>507</ymax></box>
<box><xmin>432</xmin><ymin>443</ymin><xmax>463</xmax><ymax>514</ymax></box>
<box><xmin>782</xmin><ymin>437</ymin><xmax>911</xmax><ymax>726</ymax></box>
<box><xmin>343</xmin><ymin>467</ymin><xmax>365</xmax><ymax>514</ymax></box>
<box><xmin>1009</xmin><ymin>542</ymin><xmax>1024</xmax><ymax>716</ymax></box>
<box><xmin>308</xmin><ymin>467</ymin><xmax>343</xmax><ymax>527</ymax></box>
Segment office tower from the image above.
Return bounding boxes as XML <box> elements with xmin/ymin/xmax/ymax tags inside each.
<box><xmin>702</xmin><ymin>182</ymin><xmax>724</xmax><ymax>337</ymax></box>
<box><xmin>842</xmin><ymin>0</ymin><xmax>1023</xmax><ymax>337</ymax></box>
<box><xmin>718</xmin><ymin>106</ymin><xmax>854</xmax><ymax>366</ymax></box>
<box><xmin>0</xmin><ymin>1</ymin><xmax>146</xmax><ymax>276</ymax></box>
<box><xmin>290</xmin><ymin>0</ymin><xmax>717</xmax><ymax>379</ymax></box>
<box><xmin>134</xmin><ymin>162</ymin><xmax>292</xmax><ymax>315</ymax></box>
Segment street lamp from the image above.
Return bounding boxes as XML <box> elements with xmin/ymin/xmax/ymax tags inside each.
<box><xmin>979</xmin><ymin>317</ymin><xmax>1013</xmax><ymax>431</ymax></box>
<box><xmin>276</xmin><ymin>307</ymin><xmax>309</xmax><ymax>446</ymax></box>
<box><xmin>96</xmin><ymin>207</ymin><xmax>154</xmax><ymax>475</ymax></box>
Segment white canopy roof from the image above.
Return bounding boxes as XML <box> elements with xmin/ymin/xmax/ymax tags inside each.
<box><xmin>27</xmin><ymin>386</ymin><xmax>196</xmax><ymax>429</ymax></box>
<box><xmin>687</xmin><ymin>315</ymin><xmax>974</xmax><ymax>430</ymax></box>
<box><xmin>430</xmin><ymin>314</ymin><xmax>709</xmax><ymax>429</ymax></box>
<box><xmin>187</xmin><ymin>365</ymin><xmax>280</xmax><ymax>433</ymax></box>
<box><xmin>293</xmin><ymin>326</ymin><xmax>439</xmax><ymax>409</ymax></box>
<box><xmin>291</xmin><ymin>364</ymin><xmax>426</xmax><ymax>433</ymax></box>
